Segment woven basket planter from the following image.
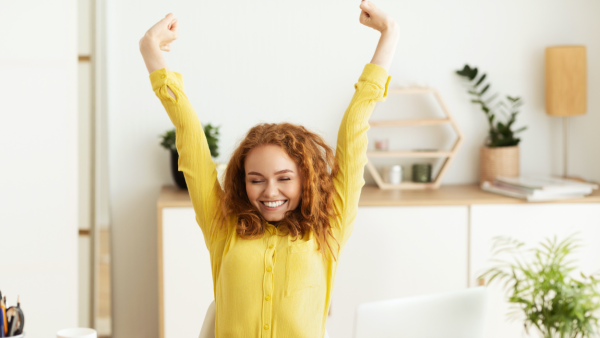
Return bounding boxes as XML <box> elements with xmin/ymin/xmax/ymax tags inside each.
<box><xmin>480</xmin><ymin>145</ymin><xmax>519</xmax><ymax>184</ymax></box>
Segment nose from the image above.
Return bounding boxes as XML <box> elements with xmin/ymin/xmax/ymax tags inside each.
<box><xmin>263</xmin><ymin>179</ymin><xmax>279</xmax><ymax>199</ymax></box>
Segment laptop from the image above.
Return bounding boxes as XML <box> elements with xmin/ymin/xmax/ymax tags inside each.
<box><xmin>355</xmin><ymin>287</ymin><xmax>488</xmax><ymax>338</ymax></box>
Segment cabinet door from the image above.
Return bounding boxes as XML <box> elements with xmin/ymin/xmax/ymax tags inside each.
<box><xmin>328</xmin><ymin>206</ymin><xmax>469</xmax><ymax>338</ymax></box>
<box><xmin>471</xmin><ymin>203</ymin><xmax>600</xmax><ymax>338</ymax></box>
<box><xmin>162</xmin><ymin>207</ymin><xmax>214</xmax><ymax>338</ymax></box>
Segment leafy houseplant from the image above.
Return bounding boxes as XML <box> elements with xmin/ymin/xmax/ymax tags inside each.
<box><xmin>456</xmin><ymin>64</ymin><xmax>527</xmax><ymax>147</ymax></box>
<box><xmin>479</xmin><ymin>235</ymin><xmax>600</xmax><ymax>338</ymax></box>
<box><xmin>456</xmin><ymin>64</ymin><xmax>527</xmax><ymax>183</ymax></box>
<box><xmin>160</xmin><ymin>124</ymin><xmax>220</xmax><ymax>189</ymax></box>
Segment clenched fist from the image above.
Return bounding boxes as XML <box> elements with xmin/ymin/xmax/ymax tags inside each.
<box><xmin>359</xmin><ymin>1</ymin><xmax>397</xmax><ymax>33</ymax></box>
<box><xmin>140</xmin><ymin>13</ymin><xmax>179</xmax><ymax>52</ymax></box>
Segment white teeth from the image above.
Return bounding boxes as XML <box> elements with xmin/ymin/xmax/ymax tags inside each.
<box><xmin>264</xmin><ymin>200</ymin><xmax>285</xmax><ymax>208</ymax></box>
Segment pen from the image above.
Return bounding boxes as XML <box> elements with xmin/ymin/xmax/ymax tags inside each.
<box><xmin>11</xmin><ymin>296</ymin><xmax>24</xmax><ymax>336</ymax></box>
<box><xmin>6</xmin><ymin>312</ymin><xmax>15</xmax><ymax>338</ymax></box>
<box><xmin>0</xmin><ymin>298</ymin><xmax>5</xmax><ymax>338</ymax></box>
<box><xmin>1</xmin><ymin>297</ymin><xmax>6</xmax><ymax>337</ymax></box>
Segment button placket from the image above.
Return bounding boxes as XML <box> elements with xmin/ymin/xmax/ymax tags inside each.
<box><xmin>262</xmin><ymin>228</ymin><xmax>277</xmax><ymax>337</ymax></box>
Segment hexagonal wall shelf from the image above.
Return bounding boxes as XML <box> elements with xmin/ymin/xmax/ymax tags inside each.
<box><xmin>366</xmin><ymin>87</ymin><xmax>463</xmax><ymax>190</ymax></box>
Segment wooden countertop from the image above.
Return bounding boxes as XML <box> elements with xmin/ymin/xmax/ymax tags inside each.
<box><xmin>158</xmin><ymin>184</ymin><xmax>600</xmax><ymax>208</ymax></box>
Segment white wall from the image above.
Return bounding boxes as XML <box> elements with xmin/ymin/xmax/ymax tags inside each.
<box><xmin>0</xmin><ymin>0</ymin><xmax>79</xmax><ymax>336</ymax></box>
<box><xmin>106</xmin><ymin>0</ymin><xmax>600</xmax><ymax>337</ymax></box>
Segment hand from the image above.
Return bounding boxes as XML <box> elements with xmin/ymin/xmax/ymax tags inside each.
<box><xmin>140</xmin><ymin>13</ymin><xmax>179</xmax><ymax>52</ymax></box>
<box><xmin>359</xmin><ymin>1</ymin><xmax>397</xmax><ymax>33</ymax></box>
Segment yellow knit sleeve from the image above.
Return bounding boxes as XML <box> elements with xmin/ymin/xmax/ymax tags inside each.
<box><xmin>333</xmin><ymin>63</ymin><xmax>391</xmax><ymax>248</ymax></box>
<box><xmin>149</xmin><ymin>68</ymin><xmax>225</xmax><ymax>249</ymax></box>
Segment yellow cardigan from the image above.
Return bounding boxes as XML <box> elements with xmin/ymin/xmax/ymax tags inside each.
<box><xmin>150</xmin><ymin>63</ymin><xmax>390</xmax><ymax>338</ymax></box>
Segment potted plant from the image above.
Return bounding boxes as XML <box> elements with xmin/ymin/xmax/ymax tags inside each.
<box><xmin>456</xmin><ymin>64</ymin><xmax>527</xmax><ymax>184</ymax></box>
<box><xmin>159</xmin><ymin>123</ymin><xmax>220</xmax><ymax>189</ymax></box>
<box><xmin>479</xmin><ymin>234</ymin><xmax>600</xmax><ymax>338</ymax></box>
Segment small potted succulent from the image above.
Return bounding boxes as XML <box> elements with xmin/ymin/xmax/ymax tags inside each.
<box><xmin>160</xmin><ymin>123</ymin><xmax>220</xmax><ymax>189</ymax></box>
<box><xmin>456</xmin><ymin>64</ymin><xmax>527</xmax><ymax>184</ymax></box>
<box><xmin>479</xmin><ymin>234</ymin><xmax>600</xmax><ymax>338</ymax></box>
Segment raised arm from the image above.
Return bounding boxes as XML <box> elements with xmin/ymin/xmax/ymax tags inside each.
<box><xmin>140</xmin><ymin>15</ymin><xmax>225</xmax><ymax>248</ymax></box>
<box><xmin>333</xmin><ymin>1</ymin><xmax>398</xmax><ymax>247</ymax></box>
<box><xmin>140</xmin><ymin>13</ymin><xmax>178</xmax><ymax>98</ymax></box>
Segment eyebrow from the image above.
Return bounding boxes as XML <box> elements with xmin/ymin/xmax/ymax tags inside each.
<box><xmin>247</xmin><ymin>169</ymin><xmax>294</xmax><ymax>177</ymax></box>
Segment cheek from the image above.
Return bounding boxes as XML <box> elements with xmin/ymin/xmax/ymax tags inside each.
<box><xmin>245</xmin><ymin>184</ymin><xmax>260</xmax><ymax>204</ymax></box>
<box><xmin>287</xmin><ymin>180</ymin><xmax>303</xmax><ymax>204</ymax></box>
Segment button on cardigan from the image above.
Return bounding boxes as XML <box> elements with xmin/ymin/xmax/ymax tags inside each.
<box><xmin>150</xmin><ymin>63</ymin><xmax>391</xmax><ymax>338</ymax></box>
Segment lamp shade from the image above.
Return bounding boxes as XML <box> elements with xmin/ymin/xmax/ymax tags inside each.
<box><xmin>545</xmin><ymin>46</ymin><xmax>587</xmax><ymax>116</ymax></box>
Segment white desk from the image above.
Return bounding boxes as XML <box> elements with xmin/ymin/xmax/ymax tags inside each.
<box><xmin>157</xmin><ymin>185</ymin><xmax>600</xmax><ymax>338</ymax></box>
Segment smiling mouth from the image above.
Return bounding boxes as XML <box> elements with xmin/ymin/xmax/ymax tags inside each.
<box><xmin>260</xmin><ymin>200</ymin><xmax>288</xmax><ymax>209</ymax></box>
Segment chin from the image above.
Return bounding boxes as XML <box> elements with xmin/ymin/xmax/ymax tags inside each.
<box><xmin>263</xmin><ymin>213</ymin><xmax>285</xmax><ymax>222</ymax></box>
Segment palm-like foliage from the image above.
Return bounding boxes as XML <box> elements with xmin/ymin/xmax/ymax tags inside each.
<box><xmin>456</xmin><ymin>64</ymin><xmax>527</xmax><ymax>147</ymax></box>
<box><xmin>479</xmin><ymin>234</ymin><xmax>600</xmax><ymax>338</ymax></box>
<box><xmin>159</xmin><ymin>123</ymin><xmax>220</xmax><ymax>158</ymax></box>
<box><xmin>203</xmin><ymin>123</ymin><xmax>220</xmax><ymax>158</ymax></box>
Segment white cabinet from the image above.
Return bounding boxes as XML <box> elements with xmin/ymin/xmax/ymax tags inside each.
<box><xmin>158</xmin><ymin>186</ymin><xmax>600</xmax><ymax>338</ymax></box>
<box><xmin>161</xmin><ymin>207</ymin><xmax>214</xmax><ymax>338</ymax></box>
<box><xmin>328</xmin><ymin>206</ymin><xmax>469</xmax><ymax>338</ymax></box>
<box><xmin>470</xmin><ymin>204</ymin><xmax>600</xmax><ymax>338</ymax></box>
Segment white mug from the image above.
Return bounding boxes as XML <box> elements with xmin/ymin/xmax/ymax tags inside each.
<box><xmin>56</xmin><ymin>328</ymin><xmax>97</xmax><ymax>338</ymax></box>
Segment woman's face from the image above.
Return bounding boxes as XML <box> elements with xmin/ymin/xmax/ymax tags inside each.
<box><xmin>244</xmin><ymin>144</ymin><xmax>302</xmax><ymax>222</ymax></box>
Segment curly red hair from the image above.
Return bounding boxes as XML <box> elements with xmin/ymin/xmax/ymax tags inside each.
<box><xmin>219</xmin><ymin>123</ymin><xmax>341</xmax><ymax>260</ymax></box>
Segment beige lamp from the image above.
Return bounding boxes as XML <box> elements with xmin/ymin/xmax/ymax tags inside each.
<box><xmin>545</xmin><ymin>46</ymin><xmax>587</xmax><ymax>177</ymax></box>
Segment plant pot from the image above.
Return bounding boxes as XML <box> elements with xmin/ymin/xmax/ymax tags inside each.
<box><xmin>480</xmin><ymin>145</ymin><xmax>519</xmax><ymax>184</ymax></box>
<box><xmin>170</xmin><ymin>149</ymin><xmax>187</xmax><ymax>189</ymax></box>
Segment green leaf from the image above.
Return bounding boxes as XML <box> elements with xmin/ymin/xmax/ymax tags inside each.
<box><xmin>480</xmin><ymin>84</ymin><xmax>490</xmax><ymax>96</ymax></box>
<box><xmin>456</xmin><ymin>64</ymin><xmax>478</xmax><ymax>81</ymax></box>
<box><xmin>468</xmin><ymin>67</ymin><xmax>478</xmax><ymax>81</ymax></box>
<box><xmin>203</xmin><ymin>123</ymin><xmax>221</xmax><ymax>158</ymax></box>
<box><xmin>456</xmin><ymin>64</ymin><xmax>471</xmax><ymax>76</ymax></box>
<box><xmin>485</xmin><ymin>93</ymin><xmax>500</xmax><ymax>105</ymax></box>
<box><xmin>475</xmin><ymin>73</ymin><xmax>487</xmax><ymax>87</ymax></box>
<box><xmin>159</xmin><ymin>128</ymin><xmax>177</xmax><ymax>152</ymax></box>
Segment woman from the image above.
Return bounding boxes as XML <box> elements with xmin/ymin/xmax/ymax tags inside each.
<box><xmin>140</xmin><ymin>2</ymin><xmax>398</xmax><ymax>337</ymax></box>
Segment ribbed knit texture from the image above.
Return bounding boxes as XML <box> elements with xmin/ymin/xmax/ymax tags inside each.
<box><xmin>150</xmin><ymin>63</ymin><xmax>391</xmax><ymax>338</ymax></box>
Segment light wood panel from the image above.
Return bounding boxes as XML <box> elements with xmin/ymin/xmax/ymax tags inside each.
<box><xmin>545</xmin><ymin>46</ymin><xmax>587</xmax><ymax>116</ymax></box>
<box><xmin>159</xmin><ymin>184</ymin><xmax>600</xmax><ymax>208</ymax></box>
<box><xmin>366</xmin><ymin>150</ymin><xmax>453</xmax><ymax>158</ymax></box>
<box><xmin>369</xmin><ymin>118</ymin><xmax>451</xmax><ymax>127</ymax></box>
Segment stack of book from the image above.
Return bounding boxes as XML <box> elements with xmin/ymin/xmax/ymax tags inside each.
<box><xmin>481</xmin><ymin>176</ymin><xmax>598</xmax><ymax>202</ymax></box>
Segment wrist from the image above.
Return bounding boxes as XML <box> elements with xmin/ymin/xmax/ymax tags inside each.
<box><xmin>380</xmin><ymin>21</ymin><xmax>399</xmax><ymax>37</ymax></box>
<box><xmin>139</xmin><ymin>35</ymin><xmax>159</xmax><ymax>51</ymax></box>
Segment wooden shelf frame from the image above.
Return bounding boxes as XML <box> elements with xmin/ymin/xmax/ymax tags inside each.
<box><xmin>367</xmin><ymin>150</ymin><xmax>453</xmax><ymax>158</ymax></box>
<box><xmin>369</xmin><ymin>118</ymin><xmax>451</xmax><ymax>127</ymax></box>
<box><xmin>366</xmin><ymin>87</ymin><xmax>464</xmax><ymax>190</ymax></box>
